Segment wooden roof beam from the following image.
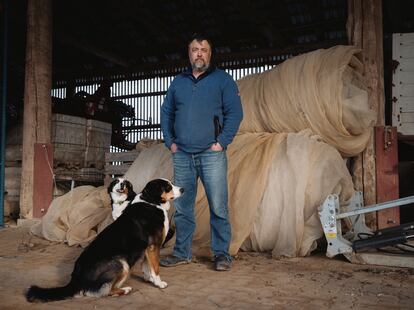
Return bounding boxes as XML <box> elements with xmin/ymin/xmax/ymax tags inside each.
<box><xmin>56</xmin><ymin>34</ymin><xmax>130</xmax><ymax>68</ymax></box>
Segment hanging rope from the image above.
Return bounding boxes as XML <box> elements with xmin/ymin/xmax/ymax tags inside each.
<box><xmin>42</xmin><ymin>144</ymin><xmax>57</xmax><ymax>196</ymax></box>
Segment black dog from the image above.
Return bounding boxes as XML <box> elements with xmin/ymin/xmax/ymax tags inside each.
<box><xmin>26</xmin><ymin>179</ymin><xmax>184</xmax><ymax>302</ymax></box>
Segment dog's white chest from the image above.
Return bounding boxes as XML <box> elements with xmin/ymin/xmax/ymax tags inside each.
<box><xmin>157</xmin><ymin>202</ymin><xmax>170</xmax><ymax>240</ymax></box>
<box><xmin>112</xmin><ymin>200</ymin><xmax>130</xmax><ymax>220</ymax></box>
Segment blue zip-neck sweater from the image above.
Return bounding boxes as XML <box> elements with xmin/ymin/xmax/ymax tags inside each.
<box><xmin>161</xmin><ymin>66</ymin><xmax>243</xmax><ymax>153</ymax></box>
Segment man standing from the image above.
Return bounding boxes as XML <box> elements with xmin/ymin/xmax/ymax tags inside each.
<box><xmin>160</xmin><ymin>33</ymin><xmax>243</xmax><ymax>271</ymax></box>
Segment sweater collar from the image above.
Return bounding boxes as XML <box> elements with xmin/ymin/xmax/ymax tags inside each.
<box><xmin>183</xmin><ymin>65</ymin><xmax>216</xmax><ymax>82</ymax></box>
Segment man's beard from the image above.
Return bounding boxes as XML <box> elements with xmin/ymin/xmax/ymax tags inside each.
<box><xmin>192</xmin><ymin>59</ymin><xmax>209</xmax><ymax>72</ymax></box>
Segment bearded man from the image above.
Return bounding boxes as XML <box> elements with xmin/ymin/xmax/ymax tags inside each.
<box><xmin>160</xmin><ymin>33</ymin><xmax>243</xmax><ymax>271</ymax></box>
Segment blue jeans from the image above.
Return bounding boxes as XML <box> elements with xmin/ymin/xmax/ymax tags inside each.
<box><xmin>172</xmin><ymin>148</ymin><xmax>231</xmax><ymax>260</ymax></box>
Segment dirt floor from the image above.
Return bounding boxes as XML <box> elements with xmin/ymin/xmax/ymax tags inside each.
<box><xmin>0</xmin><ymin>223</ymin><xmax>413</xmax><ymax>310</ymax></box>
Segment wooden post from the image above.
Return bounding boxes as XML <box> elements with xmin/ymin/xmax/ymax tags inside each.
<box><xmin>347</xmin><ymin>0</ymin><xmax>385</xmax><ymax>226</ymax></box>
<box><xmin>20</xmin><ymin>0</ymin><xmax>52</xmax><ymax>218</ymax></box>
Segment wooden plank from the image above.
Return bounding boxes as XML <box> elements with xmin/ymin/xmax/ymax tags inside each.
<box><xmin>104</xmin><ymin>164</ymin><xmax>131</xmax><ymax>175</ymax></box>
<box><xmin>375</xmin><ymin>126</ymin><xmax>400</xmax><ymax>229</ymax></box>
<box><xmin>32</xmin><ymin>143</ymin><xmax>54</xmax><ymax>218</ymax></box>
<box><xmin>400</xmin><ymin>84</ymin><xmax>414</xmax><ymax>97</ymax></box>
<box><xmin>348</xmin><ymin>0</ymin><xmax>364</xmax><ymax>199</ymax></box>
<box><xmin>5</xmin><ymin>145</ymin><xmax>22</xmax><ymax>164</ymax></box>
<box><xmin>400</xmin><ymin>112</ymin><xmax>414</xmax><ymax>122</ymax></box>
<box><xmin>57</xmin><ymin>34</ymin><xmax>129</xmax><ymax>68</ymax></box>
<box><xmin>347</xmin><ymin>0</ymin><xmax>362</xmax><ymax>47</ymax></box>
<box><xmin>105</xmin><ymin>150</ymin><xmax>140</xmax><ymax>162</ymax></box>
<box><xmin>398</xmin><ymin>71</ymin><xmax>414</xmax><ymax>83</ymax></box>
<box><xmin>397</xmin><ymin>98</ymin><xmax>414</xmax><ymax>111</ymax></box>
<box><xmin>5</xmin><ymin>167</ymin><xmax>22</xmax><ymax>201</ymax></box>
<box><xmin>361</xmin><ymin>0</ymin><xmax>385</xmax><ymax>125</ymax></box>
<box><xmin>392</xmin><ymin>33</ymin><xmax>414</xmax><ymax>135</ymax></box>
<box><xmin>397</xmin><ymin>59</ymin><xmax>414</xmax><ymax>71</ymax></box>
<box><xmin>362</xmin><ymin>132</ymin><xmax>377</xmax><ymax>221</ymax></box>
<box><xmin>398</xmin><ymin>33</ymin><xmax>414</xmax><ymax>43</ymax></box>
<box><xmin>400</xmin><ymin>45</ymin><xmax>414</xmax><ymax>58</ymax></box>
<box><xmin>399</xmin><ymin>123</ymin><xmax>414</xmax><ymax>136</ymax></box>
<box><xmin>346</xmin><ymin>251</ymin><xmax>414</xmax><ymax>268</ymax></box>
<box><xmin>348</xmin><ymin>0</ymin><xmax>385</xmax><ymax>221</ymax></box>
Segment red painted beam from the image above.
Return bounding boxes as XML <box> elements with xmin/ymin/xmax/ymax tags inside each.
<box><xmin>375</xmin><ymin>126</ymin><xmax>400</xmax><ymax>229</ymax></box>
<box><xmin>33</xmin><ymin>143</ymin><xmax>54</xmax><ymax>218</ymax></box>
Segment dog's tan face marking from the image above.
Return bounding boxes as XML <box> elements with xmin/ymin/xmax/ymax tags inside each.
<box><xmin>161</xmin><ymin>190</ymin><xmax>175</xmax><ymax>202</ymax></box>
<box><xmin>118</xmin><ymin>187</ymin><xmax>128</xmax><ymax>195</ymax></box>
<box><xmin>160</xmin><ymin>179</ymin><xmax>183</xmax><ymax>203</ymax></box>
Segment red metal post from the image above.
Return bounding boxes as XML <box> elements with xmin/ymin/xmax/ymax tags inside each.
<box><xmin>33</xmin><ymin>143</ymin><xmax>54</xmax><ymax>218</ymax></box>
<box><xmin>375</xmin><ymin>126</ymin><xmax>400</xmax><ymax>229</ymax></box>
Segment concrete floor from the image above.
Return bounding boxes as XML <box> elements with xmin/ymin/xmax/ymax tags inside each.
<box><xmin>0</xmin><ymin>223</ymin><xmax>413</xmax><ymax>310</ymax></box>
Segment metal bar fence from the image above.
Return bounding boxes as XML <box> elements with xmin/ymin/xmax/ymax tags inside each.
<box><xmin>52</xmin><ymin>57</ymin><xmax>291</xmax><ymax>153</ymax></box>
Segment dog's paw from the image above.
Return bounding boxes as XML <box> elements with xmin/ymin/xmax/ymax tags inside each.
<box><xmin>121</xmin><ymin>287</ymin><xmax>132</xmax><ymax>295</ymax></box>
<box><xmin>156</xmin><ymin>281</ymin><xmax>168</xmax><ymax>289</ymax></box>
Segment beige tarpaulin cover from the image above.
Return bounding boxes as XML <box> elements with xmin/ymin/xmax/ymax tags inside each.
<box><xmin>31</xmin><ymin>186</ymin><xmax>112</xmax><ymax>246</ymax></box>
<box><xmin>240</xmin><ymin>131</ymin><xmax>354</xmax><ymax>257</ymax></box>
<box><xmin>31</xmin><ymin>131</ymin><xmax>353</xmax><ymax>257</ymax></box>
<box><xmin>238</xmin><ymin>45</ymin><xmax>375</xmax><ymax>157</ymax></box>
<box><xmin>163</xmin><ymin>130</ymin><xmax>354</xmax><ymax>257</ymax></box>
<box><xmin>32</xmin><ymin>45</ymin><xmax>372</xmax><ymax>257</ymax></box>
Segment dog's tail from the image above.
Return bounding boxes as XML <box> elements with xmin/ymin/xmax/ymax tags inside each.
<box><xmin>26</xmin><ymin>281</ymin><xmax>78</xmax><ymax>303</ymax></box>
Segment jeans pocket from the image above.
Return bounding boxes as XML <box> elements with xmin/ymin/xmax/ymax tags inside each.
<box><xmin>209</xmin><ymin>146</ymin><xmax>224</xmax><ymax>153</ymax></box>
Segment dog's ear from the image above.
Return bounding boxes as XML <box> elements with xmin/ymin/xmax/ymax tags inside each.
<box><xmin>125</xmin><ymin>181</ymin><xmax>136</xmax><ymax>200</ymax></box>
<box><xmin>160</xmin><ymin>181</ymin><xmax>173</xmax><ymax>203</ymax></box>
<box><xmin>108</xmin><ymin>179</ymin><xmax>118</xmax><ymax>194</ymax></box>
<box><xmin>141</xmin><ymin>180</ymin><xmax>164</xmax><ymax>204</ymax></box>
<box><xmin>125</xmin><ymin>180</ymin><xmax>133</xmax><ymax>192</ymax></box>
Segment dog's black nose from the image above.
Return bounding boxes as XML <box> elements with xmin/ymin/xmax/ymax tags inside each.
<box><xmin>180</xmin><ymin>188</ymin><xmax>184</xmax><ymax>193</ymax></box>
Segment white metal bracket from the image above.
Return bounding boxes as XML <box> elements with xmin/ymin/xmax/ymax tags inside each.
<box><xmin>318</xmin><ymin>191</ymin><xmax>414</xmax><ymax>258</ymax></box>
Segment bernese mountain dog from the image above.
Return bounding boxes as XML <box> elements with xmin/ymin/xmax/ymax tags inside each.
<box><xmin>26</xmin><ymin>178</ymin><xmax>184</xmax><ymax>303</ymax></box>
<box><xmin>108</xmin><ymin>178</ymin><xmax>136</xmax><ymax>220</ymax></box>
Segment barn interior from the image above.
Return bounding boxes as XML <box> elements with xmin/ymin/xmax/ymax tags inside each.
<box><xmin>1</xmin><ymin>0</ymin><xmax>414</xmax><ymax>258</ymax></box>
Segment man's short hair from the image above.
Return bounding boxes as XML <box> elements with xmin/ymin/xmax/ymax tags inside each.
<box><xmin>188</xmin><ymin>33</ymin><xmax>213</xmax><ymax>51</ymax></box>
